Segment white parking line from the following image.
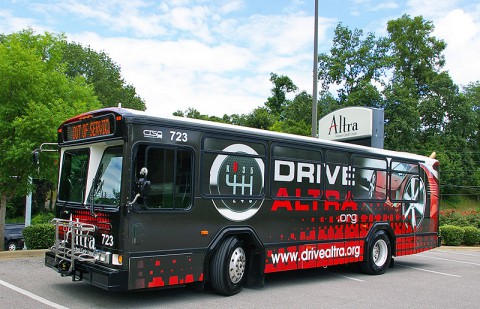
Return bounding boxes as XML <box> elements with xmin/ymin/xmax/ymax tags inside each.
<box><xmin>330</xmin><ymin>272</ymin><xmax>366</xmax><ymax>282</ymax></box>
<box><xmin>433</xmin><ymin>250</ymin><xmax>480</xmax><ymax>257</ymax></box>
<box><xmin>420</xmin><ymin>254</ymin><xmax>480</xmax><ymax>267</ymax></box>
<box><xmin>0</xmin><ymin>279</ymin><xmax>69</xmax><ymax>309</ymax></box>
<box><xmin>396</xmin><ymin>264</ymin><xmax>461</xmax><ymax>278</ymax></box>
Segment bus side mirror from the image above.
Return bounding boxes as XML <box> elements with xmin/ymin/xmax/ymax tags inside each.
<box><xmin>128</xmin><ymin>167</ymin><xmax>150</xmax><ymax>211</ymax></box>
<box><xmin>33</xmin><ymin>150</ymin><xmax>40</xmax><ymax>165</ymax></box>
<box><xmin>138</xmin><ymin>168</ymin><xmax>151</xmax><ymax>198</ymax></box>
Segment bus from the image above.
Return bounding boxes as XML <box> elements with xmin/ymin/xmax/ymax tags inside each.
<box><xmin>45</xmin><ymin>107</ymin><xmax>440</xmax><ymax>295</ymax></box>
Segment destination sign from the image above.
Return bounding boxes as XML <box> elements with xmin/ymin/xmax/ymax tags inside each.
<box><xmin>64</xmin><ymin>114</ymin><xmax>115</xmax><ymax>142</ymax></box>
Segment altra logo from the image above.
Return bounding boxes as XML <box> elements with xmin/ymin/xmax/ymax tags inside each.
<box><xmin>209</xmin><ymin>144</ymin><xmax>264</xmax><ymax>221</ymax></box>
<box><xmin>328</xmin><ymin>115</ymin><xmax>358</xmax><ymax>135</ymax></box>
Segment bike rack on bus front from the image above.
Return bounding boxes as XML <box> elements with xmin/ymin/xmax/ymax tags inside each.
<box><xmin>51</xmin><ymin>218</ymin><xmax>97</xmax><ymax>276</ymax></box>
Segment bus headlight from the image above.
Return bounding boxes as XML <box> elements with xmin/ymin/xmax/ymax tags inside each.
<box><xmin>94</xmin><ymin>250</ymin><xmax>111</xmax><ymax>264</ymax></box>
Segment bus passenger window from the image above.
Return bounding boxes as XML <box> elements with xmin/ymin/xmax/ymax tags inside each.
<box><xmin>390</xmin><ymin>161</ymin><xmax>421</xmax><ymax>202</ymax></box>
<box><xmin>325</xmin><ymin>151</ymin><xmax>350</xmax><ymax>201</ymax></box>
<box><xmin>352</xmin><ymin>156</ymin><xmax>387</xmax><ymax>201</ymax></box>
<box><xmin>140</xmin><ymin>147</ymin><xmax>193</xmax><ymax>210</ymax></box>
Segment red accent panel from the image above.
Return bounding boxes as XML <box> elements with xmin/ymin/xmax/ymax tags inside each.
<box><xmin>148</xmin><ymin>277</ymin><xmax>165</xmax><ymax>288</ymax></box>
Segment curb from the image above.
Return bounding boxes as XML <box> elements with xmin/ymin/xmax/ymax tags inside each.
<box><xmin>0</xmin><ymin>249</ymin><xmax>48</xmax><ymax>259</ymax></box>
<box><xmin>434</xmin><ymin>246</ymin><xmax>480</xmax><ymax>252</ymax></box>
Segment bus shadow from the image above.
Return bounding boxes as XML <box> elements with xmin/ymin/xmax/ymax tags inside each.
<box><xmin>50</xmin><ymin>281</ymin><xmax>209</xmax><ymax>306</ymax></box>
<box><xmin>264</xmin><ymin>264</ymin><xmax>363</xmax><ymax>288</ymax></box>
<box><xmin>49</xmin><ymin>265</ymin><xmax>367</xmax><ymax>306</ymax></box>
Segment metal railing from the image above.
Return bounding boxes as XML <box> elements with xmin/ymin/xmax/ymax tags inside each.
<box><xmin>51</xmin><ymin>218</ymin><xmax>97</xmax><ymax>274</ymax></box>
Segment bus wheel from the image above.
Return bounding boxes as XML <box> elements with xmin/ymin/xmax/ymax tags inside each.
<box><xmin>211</xmin><ymin>236</ymin><xmax>246</xmax><ymax>296</ymax></box>
<box><xmin>361</xmin><ymin>230</ymin><xmax>391</xmax><ymax>275</ymax></box>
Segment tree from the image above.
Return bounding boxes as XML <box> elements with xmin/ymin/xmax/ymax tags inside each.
<box><xmin>240</xmin><ymin>107</ymin><xmax>276</xmax><ymax>130</ymax></box>
<box><xmin>0</xmin><ymin>29</ymin><xmax>100</xmax><ymax>250</ymax></box>
<box><xmin>265</xmin><ymin>73</ymin><xmax>298</xmax><ymax>116</ymax></box>
<box><xmin>271</xmin><ymin>91</ymin><xmax>313</xmax><ymax>136</ymax></box>
<box><xmin>316</xmin><ymin>16</ymin><xmax>478</xmax><ymax>198</ymax></box>
<box><xmin>173</xmin><ymin>107</ymin><xmax>228</xmax><ymax>123</ymax></box>
<box><xmin>384</xmin><ymin>15</ymin><xmax>478</xmax><ymax>196</ymax></box>
<box><xmin>174</xmin><ymin>72</ymin><xmax>296</xmax><ymax>131</ymax></box>
<box><xmin>317</xmin><ymin>23</ymin><xmax>389</xmax><ymax>109</ymax></box>
<box><xmin>62</xmin><ymin>42</ymin><xmax>146</xmax><ymax>110</ymax></box>
<box><xmin>384</xmin><ymin>15</ymin><xmax>449</xmax><ymax>152</ymax></box>
<box><xmin>460</xmin><ymin>82</ymin><xmax>480</xmax><ymax>197</ymax></box>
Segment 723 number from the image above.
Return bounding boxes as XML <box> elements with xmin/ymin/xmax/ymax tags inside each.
<box><xmin>170</xmin><ymin>131</ymin><xmax>188</xmax><ymax>142</ymax></box>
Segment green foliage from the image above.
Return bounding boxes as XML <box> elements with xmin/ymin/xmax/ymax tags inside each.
<box><xmin>440</xmin><ymin>209</ymin><xmax>480</xmax><ymax>229</ymax></box>
<box><xmin>441</xmin><ymin>196</ymin><xmax>480</xmax><ymax>211</ymax></box>
<box><xmin>173</xmin><ymin>15</ymin><xmax>479</xmax><ymax>206</ymax></box>
<box><xmin>318</xmin><ymin>23</ymin><xmax>389</xmax><ymax>107</ymax></box>
<box><xmin>265</xmin><ymin>73</ymin><xmax>298</xmax><ymax>116</ymax></box>
<box><xmin>270</xmin><ymin>119</ymin><xmax>310</xmax><ymax>136</ymax></box>
<box><xmin>5</xmin><ymin>211</ymin><xmax>55</xmax><ymax>224</ymax></box>
<box><xmin>63</xmin><ymin>42</ymin><xmax>146</xmax><ymax>110</ymax></box>
<box><xmin>241</xmin><ymin>107</ymin><xmax>277</xmax><ymax>130</ymax></box>
<box><xmin>31</xmin><ymin>212</ymin><xmax>55</xmax><ymax>225</ymax></box>
<box><xmin>439</xmin><ymin>225</ymin><xmax>465</xmax><ymax>246</ymax></box>
<box><xmin>463</xmin><ymin>226</ymin><xmax>480</xmax><ymax>246</ymax></box>
<box><xmin>440</xmin><ymin>210</ymin><xmax>470</xmax><ymax>227</ymax></box>
<box><xmin>0</xmin><ymin>29</ymin><xmax>102</xmax><ymax>249</ymax></box>
<box><xmin>23</xmin><ymin>224</ymin><xmax>55</xmax><ymax>249</ymax></box>
<box><xmin>439</xmin><ymin>208</ymin><xmax>480</xmax><ymax>246</ymax></box>
<box><xmin>316</xmin><ymin>15</ymin><xmax>479</xmax><ymax>199</ymax></box>
<box><xmin>173</xmin><ymin>107</ymin><xmax>228</xmax><ymax>123</ymax></box>
<box><xmin>0</xmin><ymin>29</ymin><xmax>101</xmax><ymax>195</ymax></box>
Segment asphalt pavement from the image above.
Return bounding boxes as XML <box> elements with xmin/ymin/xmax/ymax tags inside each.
<box><xmin>0</xmin><ymin>247</ymin><xmax>479</xmax><ymax>308</ymax></box>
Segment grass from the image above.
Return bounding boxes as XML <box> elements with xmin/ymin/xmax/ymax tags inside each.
<box><xmin>441</xmin><ymin>196</ymin><xmax>480</xmax><ymax>211</ymax></box>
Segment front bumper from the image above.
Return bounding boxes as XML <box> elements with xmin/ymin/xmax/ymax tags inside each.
<box><xmin>45</xmin><ymin>251</ymin><xmax>128</xmax><ymax>291</ymax></box>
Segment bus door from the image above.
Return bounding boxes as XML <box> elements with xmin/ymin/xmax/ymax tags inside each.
<box><xmin>127</xmin><ymin>143</ymin><xmax>204</xmax><ymax>290</ymax></box>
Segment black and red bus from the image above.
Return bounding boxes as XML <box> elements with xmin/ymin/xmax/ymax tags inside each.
<box><xmin>45</xmin><ymin>107</ymin><xmax>440</xmax><ymax>295</ymax></box>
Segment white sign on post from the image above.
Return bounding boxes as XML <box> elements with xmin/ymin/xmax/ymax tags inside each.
<box><xmin>318</xmin><ymin>107</ymin><xmax>384</xmax><ymax>148</ymax></box>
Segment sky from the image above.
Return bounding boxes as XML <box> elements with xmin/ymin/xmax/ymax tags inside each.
<box><xmin>1</xmin><ymin>0</ymin><xmax>479</xmax><ymax>117</ymax></box>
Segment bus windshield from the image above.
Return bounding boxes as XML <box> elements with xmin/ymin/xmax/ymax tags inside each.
<box><xmin>88</xmin><ymin>146</ymin><xmax>123</xmax><ymax>206</ymax></box>
<box><xmin>58</xmin><ymin>148</ymin><xmax>90</xmax><ymax>203</ymax></box>
<box><xmin>58</xmin><ymin>145</ymin><xmax>123</xmax><ymax>206</ymax></box>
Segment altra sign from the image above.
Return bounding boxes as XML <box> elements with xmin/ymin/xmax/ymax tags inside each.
<box><xmin>318</xmin><ymin>107</ymin><xmax>373</xmax><ymax>141</ymax></box>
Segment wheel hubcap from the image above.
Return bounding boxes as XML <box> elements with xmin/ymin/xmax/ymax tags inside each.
<box><xmin>229</xmin><ymin>247</ymin><xmax>246</xmax><ymax>284</ymax></box>
<box><xmin>372</xmin><ymin>239</ymin><xmax>388</xmax><ymax>267</ymax></box>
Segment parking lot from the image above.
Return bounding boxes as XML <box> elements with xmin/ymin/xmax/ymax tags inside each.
<box><xmin>0</xmin><ymin>247</ymin><xmax>479</xmax><ymax>308</ymax></box>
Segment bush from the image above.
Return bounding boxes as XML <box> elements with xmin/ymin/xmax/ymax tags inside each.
<box><xmin>461</xmin><ymin>210</ymin><xmax>480</xmax><ymax>229</ymax></box>
<box><xmin>31</xmin><ymin>212</ymin><xmax>55</xmax><ymax>225</ymax></box>
<box><xmin>23</xmin><ymin>224</ymin><xmax>55</xmax><ymax>249</ymax></box>
<box><xmin>440</xmin><ymin>225</ymin><xmax>465</xmax><ymax>246</ymax></box>
<box><xmin>463</xmin><ymin>226</ymin><xmax>480</xmax><ymax>246</ymax></box>
<box><xmin>440</xmin><ymin>209</ymin><xmax>469</xmax><ymax>227</ymax></box>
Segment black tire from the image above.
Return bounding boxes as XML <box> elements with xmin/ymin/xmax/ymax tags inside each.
<box><xmin>361</xmin><ymin>230</ymin><xmax>391</xmax><ymax>275</ymax></box>
<box><xmin>210</xmin><ymin>236</ymin><xmax>246</xmax><ymax>296</ymax></box>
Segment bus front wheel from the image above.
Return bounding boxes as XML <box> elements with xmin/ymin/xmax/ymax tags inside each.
<box><xmin>211</xmin><ymin>236</ymin><xmax>246</xmax><ymax>296</ymax></box>
<box><xmin>361</xmin><ymin>230</ymin><xmax>391</xmax><ymax>275</ymax></box>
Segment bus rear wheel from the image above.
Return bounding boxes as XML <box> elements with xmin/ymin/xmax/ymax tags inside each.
<box><xmin>211</xmin><ymin>236</ymin><xmax>246</xmax><ymax>296</ymax></box>
<box><xmin>361</xmin><ymin>230</ymin><xmax>391</xmax><ymax>275</ymax></box>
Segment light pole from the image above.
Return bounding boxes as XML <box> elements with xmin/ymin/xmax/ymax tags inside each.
<box><xmin>311</xmin><ymin>0</ymin><xmax>319</xmax><ymax>138</ymax></box>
